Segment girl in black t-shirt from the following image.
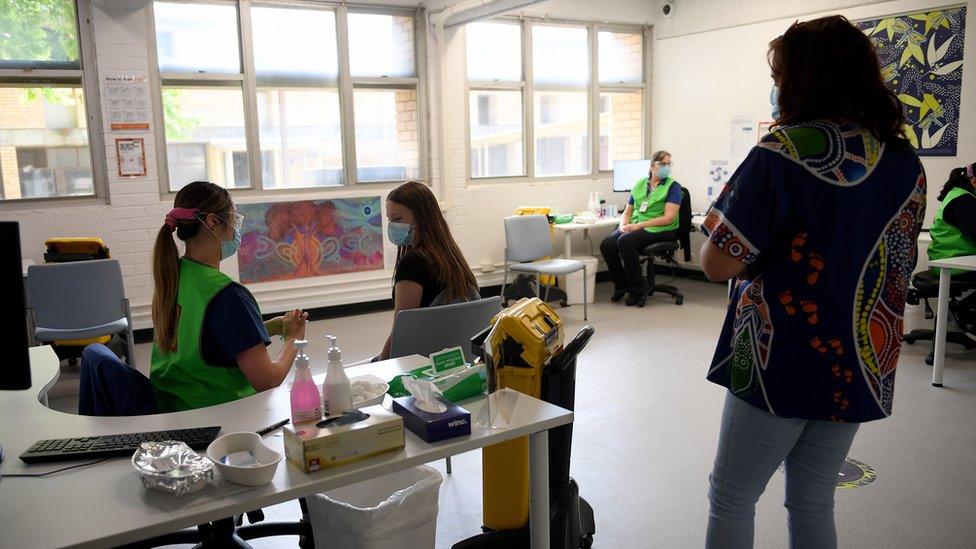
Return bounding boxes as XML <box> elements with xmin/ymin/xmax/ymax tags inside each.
<box><xmin>379</xmin><ymin>181</ymin><xmax>479</xmax><ymax>359</ymax></box>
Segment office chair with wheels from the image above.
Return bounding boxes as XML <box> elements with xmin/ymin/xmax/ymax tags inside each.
<box><xmin>904</xmin><ymin>270</ymin><xmax>976</xmax><ymax>365</ymax></box>
<box><xmin>637</xmin><ymin>187</ymin><xmax>693</xmax><ymax>308</ymax></box>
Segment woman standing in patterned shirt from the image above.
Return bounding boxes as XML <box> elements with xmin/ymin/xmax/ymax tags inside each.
<box><xmin>699</xmin><ymin>16</ymin><xmax>925</xmax><ymax>549</ymax></box>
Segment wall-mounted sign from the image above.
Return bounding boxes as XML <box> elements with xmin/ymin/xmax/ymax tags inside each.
<box><xmin>116</xmin><ymin>138</ymin><xmax>147</xmax><ymax>177</ymax></box>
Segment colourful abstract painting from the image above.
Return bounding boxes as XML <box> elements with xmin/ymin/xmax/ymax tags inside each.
<box><xmin>857</xmin><ymin>7</ymin><xmax>967</xmax><ymax>156</ymax></box>
<box><xmin>237</xmin><ymin>198</ymin><xmax>383</xmax><ymax>284</ymax></box>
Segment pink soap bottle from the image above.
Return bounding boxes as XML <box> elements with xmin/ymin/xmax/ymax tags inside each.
<box><xmin>290</xmin><ymin>339</ymin><xmax>322</xmax><ymax>425</ymax></box>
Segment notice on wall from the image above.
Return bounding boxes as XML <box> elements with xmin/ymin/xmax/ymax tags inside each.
<box><xmin>757</xmin><ymin>120</ymin><xmax>774</xmax><ymax>140</ymax></box>
<box><xmin>729</xmin><ymin>115</ymin><xmax>756</xmax><ymax>170</ymax></box>
<box><xmin>116</xmin><ymin>137</ymin><xmax>147</xmax><ymax>177</ymax></box>
<box><xmin>104</xmin><ymin>72</ymin><xmax>151</xmax><ymax>131</ymax></box>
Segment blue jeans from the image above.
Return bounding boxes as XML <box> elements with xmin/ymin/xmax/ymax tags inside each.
<box><xmin>706</xmin><ymin>393</ymin><xmax>860</xmax><ymax>549</ymax></box>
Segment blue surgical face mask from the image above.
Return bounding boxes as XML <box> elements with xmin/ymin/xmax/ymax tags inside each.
<box><xmin>220</xmin><ymin>227</ymin><xmax>241</xmax><ymax>260</ymax></box>
<box><xmin>770</xmin><ymin>85</ymin><xmax>781</xmax><ymax>120</ymax></box>
<box><xmin>387</xmin><ymin>221</ymin><xmax>414</xmax><ymax>247</ymax></box>
<box><xmin>657</xmin><ymin>164</ymin><xmax>672</xmax><ymax>180</ymax></box>
<box><xmin>205</xmin><ymin>215</ymin><xmax>242</xmax><ymax>260</ymax></box>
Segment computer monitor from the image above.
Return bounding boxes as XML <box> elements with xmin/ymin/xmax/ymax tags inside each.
<box><xmin>0</xmin><ymin>222</ymin><xmax>31</xmax><ymax>390</ymax></box>
<box><xmin>612</xmin><ymin>159</ymin><xmax>651</xmax><ymax>193</ymax></box>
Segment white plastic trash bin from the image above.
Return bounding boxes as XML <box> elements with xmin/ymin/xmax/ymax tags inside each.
<box><xmin>307</xmin><ymin>465</ymin><xmax>443</xmax><ymax>549</ymax></box>
<box><xmin>559</xmin><ymin>255</ymin><xmax>598</xmax><ymax>304</ymax></box>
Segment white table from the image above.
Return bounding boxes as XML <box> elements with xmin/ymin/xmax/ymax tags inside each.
<box><xmin>0</xmin><ymin>347</ymin><xmax>573</xmax><ymax>549</ymax></box>
<box><xmin>552</xmin><ymin>218</ymin><xmax>620</xmax><ymax>258</ymax></box>
<box><xmin>928</xmin><ymin>255</ymin><xmax>976</xmax><ymax>387</ymax></box>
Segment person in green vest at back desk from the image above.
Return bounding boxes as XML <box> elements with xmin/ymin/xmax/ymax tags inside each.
<box><xmin>600</xmin><ymin>150</ymin><xmax>683</xmax><ymax>306</ymax></box>
<box><xmin>929</xmin><ymin>162</ymin><xmax>976</xmax><ymax>279</ymax></box>
<box><xmin>150</xmin><ymin>181</ymin><xmax>308</xmax><ymax>412</ymax></box>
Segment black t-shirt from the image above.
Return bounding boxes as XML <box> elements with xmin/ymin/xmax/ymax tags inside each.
<box><xmin>200</xmin><ymin>284</ymin><xmax>270</xmax><ymax>368</ymax></box>
<box><xmin>943</xmin><ymin>191</ymin><xmax>976</xmax><ymax>244</ymax></box>
<box><xmin>393</xmin><ymin>251</ymin><xmax>446</xmax><ymax>308</ymax></box>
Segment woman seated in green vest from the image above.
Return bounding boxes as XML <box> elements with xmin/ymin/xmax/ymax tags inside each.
<box><xmin>600</xmin><ymin>150</ymin><xmax>682</xmax><ymax>306</ymax></box>
<box><xmin>929</xmin><ymin>161</ymin><xmax>976</xmax><ymax>280</ymax></box>
<box><xmin>150</xmin><ymin>181</ymin><xmax>308</xmax><ymax>412</ymax></box>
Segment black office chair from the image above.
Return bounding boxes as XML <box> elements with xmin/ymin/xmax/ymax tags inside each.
<box><xmin>903</xmin><ymin>270</ymin><xmax>976</xmax><ymax>365</ymax></box>
<box><xmin>636</xmin><ymin>187</ymin><xmax>692</xmax><ymax>307</ymax></box>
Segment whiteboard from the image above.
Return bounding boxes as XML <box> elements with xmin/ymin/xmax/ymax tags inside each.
<box><xmin>612</xmin><ymin>159</ymin><xmax>651</xmax><ymax>192</ymax></box>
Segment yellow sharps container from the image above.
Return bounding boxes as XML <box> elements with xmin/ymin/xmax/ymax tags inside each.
<box><xmin>479</xmin><ymin>298</ymin><xmax>563</xmax><ymax>530</ymax></box>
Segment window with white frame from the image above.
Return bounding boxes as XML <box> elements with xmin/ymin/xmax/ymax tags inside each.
<box><xmin>466</xmin><ymin>22</ymin><xmax>524</xmax><ymax>178</ymax></box>
<box><xmin>152</xmin><ymin>2</ymin><xmax>423</xmax><ymax>192</ymax></box>
<box><xmin>465</xmin><ymin>20</ymin><xmax>645</xmax><ymax>179</ymax></box>
<box><xmin>0</xmin><ymin>0</ymin><xmax>101</xmax><ymax>202</ymax></box>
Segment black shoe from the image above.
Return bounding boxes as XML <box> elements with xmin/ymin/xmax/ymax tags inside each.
<box><xmin>611</xmin><ymin>289</ymin><xmax>627</xmax><ymax>303</ymax></box>
<box><xmin>626</xmin><ymin>287</ymin><xmax>649</xmax><ymax>307</ymax></box>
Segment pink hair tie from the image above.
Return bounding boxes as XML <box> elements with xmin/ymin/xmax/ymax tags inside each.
<box><xmin>164</xmin><ymin>207</ymin><xmax>200</xmax><ymax>232</ymax></box>
<box><xmin>968</xmin><ymin>162</ymin><xmax>975</xmax><ymax>179</ymax></box>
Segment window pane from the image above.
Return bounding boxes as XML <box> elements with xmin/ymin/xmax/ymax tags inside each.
<box><xmin>598</xmin><ymin>32</ymin><xmax>642</xmax><ymax>84</ymax></box>
<box><xmin>534</xmin><ymin>91</ymin><xmax>589</xmax><ymax>176</ymax></box>
<box><xmin>0</xmin><ymin>86</ymin><xmax>92</xmax><ymax>200</ymax></box>
<box><xmin>348</xmin><ymin>14</ymin><xmax>415</xmax><ymax>78</ymax></box>
<box><xmin>252</xmin><ymin>7</ymin><xmax>338</xmax><ymax>84</ymax></box>
<box><xmin>162</xmin><ymin>87</ymin><xmax>249</xmax><ymax>190</ymax></box>
<box><xmin>257</xmin><ymin>89</ymin><xmax>344</xmax><ymax>188</ymax></box>
<box><xmin>0</xmin><ymin>0</ymin><xmax>79</xmax><ymax>68</ymax></box>
<box><xmin>599</xmin><ymin>92</ymin><xmax>643</xmax><ymax>170</ymax></box>
<box><xmin>353</xmin><ymin>88</ymin><xmax>419</xmax><ymax>182</ymax></box>
<box><xmin>466</xmin><ymin>22</ymin><xmax>521</xmax><ymax>81</ymax></box>
<box><xmin>469</xmin><ymin>90</ymin><xmax>522</xmax><ymax>178</ymax></box>
<box><xmin>154</xmin><ymin>2</ymin><xmax>241</xmax><ymax>74</ymax></box>
<box><xmin>532</xmin><ymin>26</ymin><xmax>588</xmax><ymax>87</ymax></box>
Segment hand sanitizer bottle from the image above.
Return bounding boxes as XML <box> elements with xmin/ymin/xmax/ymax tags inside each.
<box><xmin>290</xmin><ymin>340</ymin><xmax>321</xmax><ymax>425</ymax></box>
<box><xmin>322</xmin><ymin>335</ymin><xmax>352</xmax><ymax>417</ymax></box>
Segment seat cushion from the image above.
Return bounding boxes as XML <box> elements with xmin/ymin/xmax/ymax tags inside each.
<box><xmin>509</xmin><ymin>258</ymin><xmax>585</xmax><ymax>275</ymax></box>
<box><xmin>642</xmin><ymin>241</ymin><xmax>679</xmax><ymax>255</ymax></box>
<box><xmin>912</xmin><ymin>271</ymin><xmax>976</xmax><ymax>297</ymax></box>
<box><xmin>35</xmin><ymin>318</ymin><xmax>129</xmax><ymax>342</ymax></box>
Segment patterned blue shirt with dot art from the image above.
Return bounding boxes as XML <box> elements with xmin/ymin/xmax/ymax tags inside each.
<box><xmin>700</xmin><ymin>121</ymin><xmax>926</xmax><ymax>422</ymax></box>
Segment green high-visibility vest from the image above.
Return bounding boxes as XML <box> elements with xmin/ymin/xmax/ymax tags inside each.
<box><xmin>151</xmin><ymin>259</ymin><xmax>257</xmax><ymax>412</ymax></box>
<box><xmin>929</xmin><ymin>187</ymin><xmax>976</xmax><ymax>274</ymax></box>
<box><xmin>630</xmin><ymin>176</ymin><xmax>680</xmax><ymax>233</ymax></box>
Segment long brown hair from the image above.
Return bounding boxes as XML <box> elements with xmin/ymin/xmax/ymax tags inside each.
<box><xmin>152</xmin><ymin>181</ymin><xmax>233</xmax><ymax>352</ymax></box>
<box><xmin>387</xmin><ymin>181</ymin><xmax>477</xmax><ymax>301</ymax></box>
<box><xmin>768</xmin><ymin>15</ymin><xmax>908</xmax><ymax>146</ymax></box>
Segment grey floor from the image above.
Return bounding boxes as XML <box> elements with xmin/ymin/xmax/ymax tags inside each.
<box><xmin>48</xmin><ymin>279</ymin><xmax>976</xmax><ymax>548</ymax></box>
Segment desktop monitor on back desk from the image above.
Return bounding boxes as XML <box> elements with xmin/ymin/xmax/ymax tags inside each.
<box><xmin>613</xmin><ymin>159</ymin><xmax>651</xmax><ymax>193</ymax></box>
<box><xmin>0</xmin><ymin>221</ymin><xmax>31</xmax><ymax>390</ymax></box>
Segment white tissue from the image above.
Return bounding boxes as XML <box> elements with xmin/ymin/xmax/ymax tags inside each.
<box><xmin>403</xmin><ymin>377</ymin><xmax>448</xmax><ymax>414</ymax></box>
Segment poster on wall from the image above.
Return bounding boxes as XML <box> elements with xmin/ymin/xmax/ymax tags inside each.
<box><xmin>236</xmin><ymin>198</ymin><xmax>384</xmax><ymax>284</ymax></box>
<box><xmin>115</xmin><ymin>138</ymin><xmax>146</xmax><ymax>177</ymax></box>
<box><xmin>729</xmin><ymin>116</ymin><xmax>756</xmax><ymax>170</ymax></box>
<box><xmin>103</xmin><ymin>72</ymin><xmax>151</xmax><ymax>131</ymax></box>
<box><xmin>856</xmin><ymin>7</ymin><xmax>967</xmax><ymax>156</ymax></box>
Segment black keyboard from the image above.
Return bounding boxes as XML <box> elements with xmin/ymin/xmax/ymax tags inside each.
<box><xmin>19</xmin><ymin>426</ymin><xmax>222</xmax><ymax>464</ymax></box>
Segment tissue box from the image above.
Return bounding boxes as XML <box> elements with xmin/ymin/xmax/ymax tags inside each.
<box><xmin>392</xmin><ymin>396</ymin><xmax>472</xmax><ymax>443</ymax></box>
<box><xmin>283</xmin><ymin>406</ymin><xmax>404</xmax><ymax>473</ymax></box>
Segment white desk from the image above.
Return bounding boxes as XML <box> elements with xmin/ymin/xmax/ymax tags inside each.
<box><xmin>552</xmin><ymin>218</ymin><xmax>619</xmax><ymax>258</ymax></box>
<box><xmin>0</xmin><ymin>347</ymin><xmax>573</xmax><ymax>549</ymax></box>
<box><xmin>928</xmin><ymin>255</ymin><xmax>976</xmax><ymax>387</ymax></box>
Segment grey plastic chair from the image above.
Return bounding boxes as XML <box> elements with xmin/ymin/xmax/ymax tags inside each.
<box><xmin>26</xmin><ymin>259</ymin><xmax>136</xmax><ymax>368</ymax></box>
<box><xmin>389</xmin><ymin>296</ymin><xmax>502</xmax><ymax>474</ymax></box>
<box><xmin>389</xmin><ymin>296</ymin><xmax>502</xmax><ymax>364</ymax></box>
<box><xmin>501</xmin><ymin>215</ymin><xmax>588</xmax><ymax>320</ymax></box>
